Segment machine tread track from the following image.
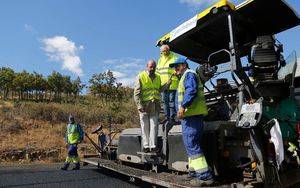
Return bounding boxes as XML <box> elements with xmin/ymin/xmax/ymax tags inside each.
<box><xmin>82</xmin><ymin>157</ymin><xmax>243</xmax><ymax>188</ymax></box>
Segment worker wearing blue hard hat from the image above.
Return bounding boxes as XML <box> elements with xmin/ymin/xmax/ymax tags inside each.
<box><xmin>170</xmin><ymin>57</ymin><xmax>214</xmax><ymax>186</ymax></box>
<box><xmin>169</xmin><ymin>57</ymin><xmax>188</xmax><ymax>68</ymax></box>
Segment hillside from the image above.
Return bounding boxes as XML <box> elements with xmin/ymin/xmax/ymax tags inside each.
<box><xmin>0</xmin><ymin>97</ymin><xmax>139</xmax><ymax>164</ymax></box>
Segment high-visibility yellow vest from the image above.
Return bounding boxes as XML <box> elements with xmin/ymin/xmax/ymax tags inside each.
<box><xmin>67</xmin><ymin>124</ymin><xmax>80</xmax><ymax>144</ymax></box>
<box><xmin>178</xmin><ymin>69</ymin><xmax>208</xmax><ymax>117</ymax></box>
<box><xmin>157</xmin><ymin>52</ymin><xmax>179</xmax><ymax>90</ymax></box>
<box><xmin>139</xmin><ymin>71</ymin><xmax>161</xmax><ymax>102</ymax></box>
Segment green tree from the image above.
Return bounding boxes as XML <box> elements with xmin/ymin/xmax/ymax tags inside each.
<box><xmin>13</xmin><ymin>71</ymin><xmax>35</xmax><ymax>100</ymax></box>
<box><xmin>47</xmin><ymin>71</ymin><xmax>64</xmax><ymax>101</ymax></box>
<box><xmin>89</xmin><ymin>72</ymin><xmax>105</xmax><ymax>98</ymax></box>
<box><xmin>32</xmin><ymin>72</ymin><xmax>47</xmax><ymax>101</ymax></box>
<box><xmin>88</xmin><ymin>70</ymin><xmax>131</xmax><ymax>104</ymax></box>
<box><xmin>71</xmin><ymin>76</ymin><xmax>84</xmax><ymax>99</ymax></box>
<box><xmin>0</xmin><ymin>67</ymin><xmax>15</xmax><ymax>100</ymax></box>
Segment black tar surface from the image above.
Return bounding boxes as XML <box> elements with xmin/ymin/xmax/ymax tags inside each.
<box><xmin>0</xmin><ymin>163</ymin><xmax>153</xmax><ymax>188</ymax></box>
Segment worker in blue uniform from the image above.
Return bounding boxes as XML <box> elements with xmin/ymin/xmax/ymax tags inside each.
<box><xmin>170</xmin><ymin>57</ymin><xmax>214</xmax><ymax>186</ymax></box>
<box><xmin>61</xmin><ymin>115</ymin><xmax>84</xmax><ymax>171</ymax></box>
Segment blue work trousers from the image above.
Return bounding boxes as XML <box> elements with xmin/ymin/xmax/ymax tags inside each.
<box><xmin>162</xmin><ymin>90</ymin><xmax>177</xmax><ymax>119</ymax></box>
<box><xmin>181</xmin><ymin>115</ymin><xmax>204</xmax><ymax>156</ymax></box>
<box><xmin>65</xmin><ymin>144</ymin><xmax>79</xmax><ymax>164</ymax></box>
<box><xmin>181</xmin><ymin>115</ymin><xmax>213</xmax><ymax>180</ymax></box>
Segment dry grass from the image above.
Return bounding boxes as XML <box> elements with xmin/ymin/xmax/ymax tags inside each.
<box><xmin>0</xmin><ymin>98</ymin><xmax>139</xmax><ymax>164</ymax></box>
<box><xmin>9</xmin><ymin>98</ymin><xmax>139</xmax><ymax>126</ymax></box>
<box><xmin>0</xmin><ymin>117</ymin><xmax>65</xmax><ymax>158</ymax></box>
<box><xmin>0</xmin><ymin>117</ymin><xmax>118</xmax><ymax>164</ymax></box>
<box><xmin>0</xmin><ymin>121</ymin><xmax>64</xmax><ymax>152</ymax></box>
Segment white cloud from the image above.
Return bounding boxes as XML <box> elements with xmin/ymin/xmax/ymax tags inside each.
<box><xmin>79</xmin><ymin>45</ymin><xmax>84</xmax><ymax>50</ymax></box>
<box><xmin>119</xmin><ymin>77</ymin><xmax>136</xmax><ymax>86</ymax></box>
<box><xmin>42</xmin><ymin>36</ymin><xmax>84</xmax><ymax>76</ymax></box>
<box><xmin>111</xmin><ymin>70</ymin><xmax>127</xmax><ymax>79</ymax></box>
<box><xmin>24</xmin><ymin>24</ymin><xmax>34</xmax><ymax>32</ymax></box>
<box><xmin>102</xmin><ymin>57</ymin><xmax>146</xmax><ymax>87</ymax></box>
<box><xmin>24</xmin><ymin>24</ymin><xmax>38</xmax><ymax>35</ymax></box>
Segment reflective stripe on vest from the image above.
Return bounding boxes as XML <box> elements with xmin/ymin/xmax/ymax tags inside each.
<box><xmin>139</xmin><ymin>71</ymin><xmax>161</xmax><ymax>102</ymax></box>
<box><xmin>177</xmin><ymin>69</ymin><xmax>208</xmax><ymax>117</ymax></box>
<box><xmin>157</xmin><ymin>52</ymin><xmax>179</xmax><ymax>90</ymax></box>
<box><xmin>188</xmin><ymin>154</ymin><xmax>209</xmax><ymax>173</ymax></box>
<box><xmin>67</xmin><ymin>124</ymin><xmax>80</xmax><ymax>144</ymax></box>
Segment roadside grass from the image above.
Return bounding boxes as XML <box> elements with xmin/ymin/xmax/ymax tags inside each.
<box><xmin>9</xmin><ymin>97</ymin><xmax>139</xmax><ymax>126</ymax></box>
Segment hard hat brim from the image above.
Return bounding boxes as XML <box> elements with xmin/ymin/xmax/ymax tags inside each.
<box><xmin>169</xmin><ymin>62</ymin><xmax>186</xmax><ymax>68</ymax></box>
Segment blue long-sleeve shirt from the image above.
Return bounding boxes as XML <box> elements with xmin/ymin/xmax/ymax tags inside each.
<box><xmin>181</xmin><ymin>72</ymin><xmax>198</xmax><ymax>109</ymax></box>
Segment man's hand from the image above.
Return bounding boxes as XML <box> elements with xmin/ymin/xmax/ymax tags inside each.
<box><xmin>167</xmin><ymin>73</ymin><xmax>176</xmax><ymax>84</ymax></box>
<box><xmin>171</xmin><ymin>73</ymin><xmax>178</xmax><ymax>79</ymax></box>
<box><xmin>177</xmin><ymin>107</ymin><xmax>185</xmax><ymax>119</ymax></box>
<box><xmin>138</xmin><ymin>108</ymin><xmax>145</xmax><ymax>113</ymax></box>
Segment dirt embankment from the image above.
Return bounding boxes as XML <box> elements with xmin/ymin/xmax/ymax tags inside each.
<box><xmin>0</xmin><ymin>100</ymin><xmax>137</xmax><ymax>164</ymax></box>
<box><xmin>0</xmin><ymin>116</ymin><xmax>108</xmax><ymax>164</ymax></box>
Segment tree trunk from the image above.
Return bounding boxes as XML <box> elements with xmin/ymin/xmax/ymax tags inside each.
<box><xmin>4</xmin><ymin>89</ymin><xmax>8</xmax><ymax>100</ymax></box>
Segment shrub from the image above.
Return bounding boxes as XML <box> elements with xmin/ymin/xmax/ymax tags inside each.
<box><xmin>9</xmin><ymin>98</ymin><xmax>139</xmax><ymax>127</ymax></box>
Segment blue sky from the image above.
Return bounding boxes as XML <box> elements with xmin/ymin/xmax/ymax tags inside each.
<box><xmin>0</xmin><ymin>0</ymin><xmax>299</xmax><ymax>86</ymax></box>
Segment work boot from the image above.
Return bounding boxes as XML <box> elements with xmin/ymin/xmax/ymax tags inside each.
<box><xmin>60</xmin><ymin>163</ymin><xmax>70</xmax><ymax>170</ymax></box>
<box><xmin>150</xmin><ymin>147</ymin><xmax>160</xmax><ymax>154</ymax></box>
<box><xmin>189</xmin><ymin>178</ymin><xmax>214</xmax><ymax>187</ymax></box>
<box><xmin>72</xmin><ymin>163</ymin><xmax>80</xmax><ymax>170</ymax></box>
<box><xmin>179</xmin><ymin>171</ymin><xmax>197</xmax><ymax>181</ymax></box>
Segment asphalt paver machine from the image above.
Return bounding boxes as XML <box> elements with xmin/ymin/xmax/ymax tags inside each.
<box><xmin>83</xmin><ymin>0</ymin><xmax>300</xmax><ymax>187</ymax></box>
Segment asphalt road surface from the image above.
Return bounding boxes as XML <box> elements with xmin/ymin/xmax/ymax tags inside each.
<box><xmin>0</xmin><ymin>163</ymin><xmax>149</xmax><ymax>188</ymax></box>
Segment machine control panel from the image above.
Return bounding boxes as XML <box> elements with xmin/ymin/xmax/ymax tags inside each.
<box><xmin>237</xmin><ymin>98</ymin><xmax>263</xmax><ymax>129</ymax></box>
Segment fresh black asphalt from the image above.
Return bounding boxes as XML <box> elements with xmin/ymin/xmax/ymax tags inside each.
<box><xmin>0</xmin><ymin>163</ymin><xmax>150</xmax><ymax>188</ymax></box>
